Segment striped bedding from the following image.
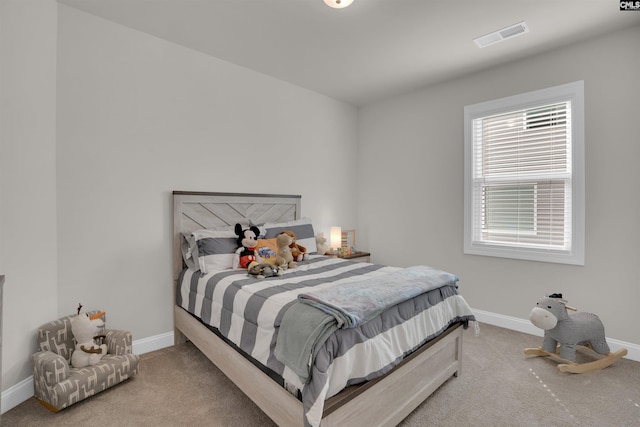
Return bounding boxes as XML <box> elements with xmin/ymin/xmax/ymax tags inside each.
<box><xmin>177</xmin><ymin>256</ymin><xmax>475</xmax><ymax>427</ymax></box>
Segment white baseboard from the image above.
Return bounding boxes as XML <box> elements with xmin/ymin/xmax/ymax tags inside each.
<box><xmin>1</xmin><ymin>331</ymin><xmax>175</xmax><ymax>415</ymax></box>
<box><xmin>473</xmin><ymin>308</ymin><xmax>640</xmax><ymax>362</ymax></box>
<box><xmin>132</xmin><ymin>331</ymin><xmax>174</xmax><ymax>355</ymax></box>
<box><xmin>1</xmin><ymin>377</ymin><xmax>33</xmax><ymax>416</ymax></box>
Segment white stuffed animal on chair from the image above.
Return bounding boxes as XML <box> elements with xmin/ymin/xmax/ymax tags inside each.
<box><xmin>71</xmin><ymin>305</ymin><xmax>108</xmax><ymax>368</ymax></box>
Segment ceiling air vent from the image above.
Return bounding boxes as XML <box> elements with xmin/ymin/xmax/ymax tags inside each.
<box><xmin>474</xmin><ymin>21</ymin><xmax>529</xmax><ymax>48</ymax></box>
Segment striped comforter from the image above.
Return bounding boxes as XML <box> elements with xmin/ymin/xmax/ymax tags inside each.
<box><xmin>177</xmin><ymin>256</ymin><xmax>475</xmax><ymax>427</ymax></box>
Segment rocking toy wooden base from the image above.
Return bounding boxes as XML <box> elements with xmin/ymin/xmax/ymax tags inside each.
<box><xmin>524</xmin><ymin>346</ymin><xmax>628</xmax><ymax>374</ymax></box>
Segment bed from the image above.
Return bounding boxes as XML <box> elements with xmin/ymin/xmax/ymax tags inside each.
<box><xmin>172</xmin><ymin>191</ymin><xmax>475</xmax><ymax>427</ymax></box>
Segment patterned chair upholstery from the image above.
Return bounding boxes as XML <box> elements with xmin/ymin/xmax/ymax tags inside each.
<box><xmin>32</xmin><ymin>311</ymin><xmax>140</xmax><ymax>412</ymax></box>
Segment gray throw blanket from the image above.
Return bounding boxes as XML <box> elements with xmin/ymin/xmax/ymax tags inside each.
<box><xmin>274</xmin><ymin>303</ymin><xmax>337</xmax><ymax>382</ymax></box>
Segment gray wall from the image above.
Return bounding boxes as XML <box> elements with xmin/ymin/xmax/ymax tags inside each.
<box><xmin>0</xmin><ymin>0</ymin><xmax>59</xmax><ymax>392</ymax></box>
<box><xmin>357</xmin><ymin>24</ymin><xmax>640</xmax><ymax>345</ymax></box>
<box><xmin>55</xmin><ymin>4</ymin><xmax>360</xmax><ymax>340</ymax></box>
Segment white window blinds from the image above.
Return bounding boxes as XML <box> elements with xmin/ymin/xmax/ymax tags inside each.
<box><xmin>464</xmin><ymin>81</ymin><xmax>584</xmax><ymax>265</ymax></box>
<box><xmin>471</xmin><ymin>101</ymin><xmax>571</xmax><ymax>249</ymax></box>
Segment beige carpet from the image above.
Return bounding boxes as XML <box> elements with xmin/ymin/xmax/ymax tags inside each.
<box><xmin>4</xmin><ymin>324</ymin><xmax>640</xmax><ymax>426</ymax></box>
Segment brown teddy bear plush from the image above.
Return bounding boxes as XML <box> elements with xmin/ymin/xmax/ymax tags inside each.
<box><xmin>280</xmin><ymin>230</ymin><xmax>308</xmax><ymax>262</ymax></box>
<box><xmin>275</xmin><ymin>232</ymin><xmax>297</xmax><ymax>269</ymax></box>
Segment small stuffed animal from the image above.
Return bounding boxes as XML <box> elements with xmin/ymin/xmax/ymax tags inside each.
<box><xmin>275</xmin><ymin>232</ymin><xmax>297</xmax><ymax>269</ymax></box>
<box><xmin>71</xmin><ymin>305</ymin><xmax>108</xmax><ymax>368</ymax></box>
<box><xmin>247</xmin><ymin>261</ymin><xmax>283</xmax><ymax>279</ymax></box>
<box><xmin>233</xmin><ymin>223</ymin><xmax>261</xmax><ymax>269</ymax></box>
<box><xmin>316</xmin><ymin>232</ymin><xmax>330</xmax><ymax>255</ymax></box>
<box><xmin>280</xmin><ymin>230</ymin><xmax>308</xmax><ymax>262</ymax></box>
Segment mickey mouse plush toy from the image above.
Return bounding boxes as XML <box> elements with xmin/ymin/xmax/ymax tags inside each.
<box><xmin>233</xmin><ymin>223</ymin><xmax>261</xmax><ymax>269</ymax></box>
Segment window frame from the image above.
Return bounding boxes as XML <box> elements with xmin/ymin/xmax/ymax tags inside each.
<box><xmin>463</xmin><ymin>81</ymin><xmax>585</xmax><ymax>265</ymax></box>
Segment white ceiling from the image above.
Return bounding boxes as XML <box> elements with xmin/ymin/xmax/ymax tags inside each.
<box><xmin>57</xmin><ymin>0</ymin><xmax>640</xmax><ymax>106</ymax></box>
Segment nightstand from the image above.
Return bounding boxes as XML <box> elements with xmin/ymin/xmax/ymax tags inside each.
<box><xmin>337</xmin><ymin>251</ymin><xmax>370</xmax><ymax>263</ymax></box>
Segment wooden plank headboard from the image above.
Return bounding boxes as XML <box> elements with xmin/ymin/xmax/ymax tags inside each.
<box><xmin>172</xmin><ymin>191</ymin><xmax>302</xmax><ymax>279</ymax></box>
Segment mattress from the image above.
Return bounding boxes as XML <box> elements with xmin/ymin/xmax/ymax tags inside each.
<box><xmin>177</xmin><ymin>256</ymin><xmax>475</xmax><ymax>426</ymax></box>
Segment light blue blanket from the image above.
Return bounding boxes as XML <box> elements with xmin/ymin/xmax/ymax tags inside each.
<box><xmin>298</xmin><ymin>265</ymin><xmax>458</xmax><ymax>329</ymax></box>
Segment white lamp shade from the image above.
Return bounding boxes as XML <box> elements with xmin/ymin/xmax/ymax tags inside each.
<box><xmin>324</xmin><ymin>0</ymin><xmax>354</xmax><ymax>9</ymax></box>
<box><xmin>330</xmin><ymin>227</ymin><xmax>342</xmax><ymax>249</ymax></box>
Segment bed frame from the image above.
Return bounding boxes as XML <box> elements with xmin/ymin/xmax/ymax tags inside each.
<box><xmin>172</xmin><ymin>191</ymin><xmax>464</xmax><ymax>426</ymax></box>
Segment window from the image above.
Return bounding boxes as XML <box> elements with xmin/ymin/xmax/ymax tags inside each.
<box><xmin>464</xmin><ymin>81</ymin><xmax>584</xmax><ymax>265</ymax></box>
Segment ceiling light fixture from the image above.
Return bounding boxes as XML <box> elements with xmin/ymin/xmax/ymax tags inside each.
<box><xmin>324</xmin><ymin>0</ymin><xmax>354</xmax><ymax>9</ymax></box>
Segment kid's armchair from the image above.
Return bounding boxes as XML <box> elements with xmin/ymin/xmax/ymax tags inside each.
<box><xmin>32</xmin><ymin>311</ymin><xmax>140</xmax><ymax>412</ymax></box>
